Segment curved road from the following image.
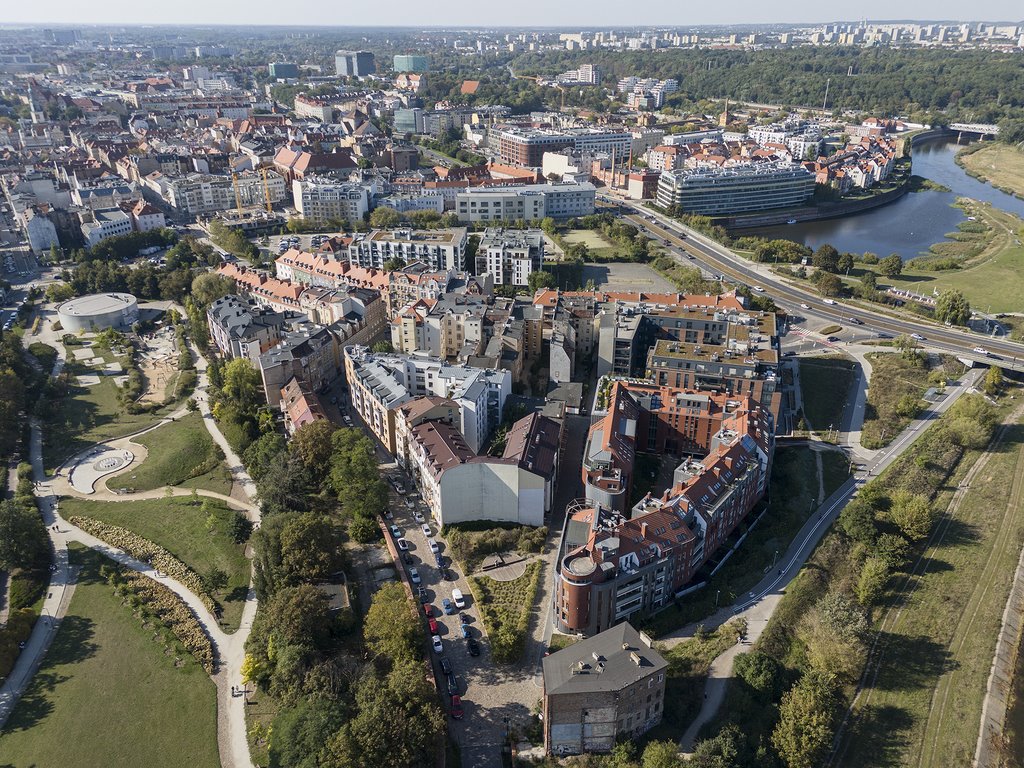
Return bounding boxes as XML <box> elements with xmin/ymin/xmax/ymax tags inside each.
<box><xmin>604</xmin><ymin>195</ymin><xmax>1024</xmax><ymax>371</ymax></box>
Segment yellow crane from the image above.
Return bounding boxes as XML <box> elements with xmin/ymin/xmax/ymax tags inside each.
<box><xmin>259</xmin><ymin>167</ymin><xmax>273</xmax><ymax>213</ymax></box>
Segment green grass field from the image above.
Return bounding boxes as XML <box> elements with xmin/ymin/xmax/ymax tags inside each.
<box><xmin>561</xmin><ymin>229</ymin><xmax>619</xmax><ymax>259</ymax></box>
<box><xmin>861</xmin><ymin>352</ymin><xmax>959</xmax><ymax>449</ymax></box>
<box><xmin>0</xmin><ymin>546</ymin><xmax>219</xmax><ymax>768</ymax></box>
<box><xmin>798</xmin><ymin>357</ymin><xmax>858</xmax><ymax>431</ymax></box>
<box><xmin>59</xmin><ymin>496</ymin><xmax>250</xmax><ymax>632</ymax></box>
<box><xmin>44</xmin><ymin>349</ymin><xmax>182</xmax><ymax>470</ymax></box>
<box><xmin>111</xmin><ymin>412</ymin><xmax>232</xmax><ymax>496</ymax></box>
<box><xmin>958</xmin><ymin>142</ymin><xmax>1024</xmax><ymax>198</ymax></box>
<box><xmin>843</xmin><ymin>418</ymin><xmax>1024</xmax><ymax>767</ymax></box>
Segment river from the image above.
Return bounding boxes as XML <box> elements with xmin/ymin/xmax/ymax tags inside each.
<box><xmin>748</xmin><ymin>138</ymin><xmax>1024</xmax><ymax>260</ymax></box>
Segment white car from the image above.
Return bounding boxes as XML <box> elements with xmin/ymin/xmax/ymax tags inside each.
<box><xmin>413</xmin><ymin>511</ymin><xmax>425</xmax><ymax>523</ymax></box>
<box><xmin>409</xmin><ymin>567</ymin><xmax>421</xmax><ymax>585</ymax></box>
<box><xmin>397</xmin><ymin>538</ymin><xmax>409</xmax><ymax>551</ymax></box>
<box><xmin>800</xmin><ymin>303</ymin><xmax>810</xmax><ymax>310</ymax></box>
<box><xmin>427</xmin><ymin>538</ymin><xmax>440</xmax><ymax>554</ymax></box>
<box><xmin>753</xmin><ymin>286</ymin><xmax>765</xmax><ymax>293</ymax></box>
<box><xmin>452</xmin><ymin>589</ymin><xmax>466</xmax><ymax>609</ymax></box>
<box><xmin>972</xmin><ymin>346</ymin><xmax>990</xmax><ymax>356</ymax></box>
<box><xmin>421</xmin><ymin>524</ymin><xmax>432</xmax><ymax>537</ymax></box>
<box><xmin>910</xmin><ymin>333</ymin><xmax>925</xmax><ymax>341</ymax></box>
<box><xmin>431</xmin><ymin>635</ymin><xmax>443</xmax><ymax>654</ymax></box>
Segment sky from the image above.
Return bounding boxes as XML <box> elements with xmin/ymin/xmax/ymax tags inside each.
<box><xmin>3</xmin><ymin>0</ymin><xmax>1023</xmax><ymax>27</ymax></box>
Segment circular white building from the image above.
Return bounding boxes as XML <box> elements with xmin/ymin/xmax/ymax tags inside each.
<box><xmin>57</xmin><ymin>292</ymin><xmax>139</xmax><ymax>333</ymax></box>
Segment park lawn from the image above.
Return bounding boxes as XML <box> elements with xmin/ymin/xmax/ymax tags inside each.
<box><xmin>958</xmin><ymin>142</ymin><xmax>1024</xmax><ymax>198</ymax></box>
<box><xmin>58</xmin><ymin>495</ymin><xmax>250</xmax><ymax>632</ymax></box>
<box><xmin>642</xmin><ymin>447</ymin><xmax>851</xmax><ymax>637</ymax></box>
<box><xmin>27</xmin><ymin>341</ymin><xmax>57</xmax><ymax>371</ymax></box>
<box><xmin>111</xmin><ymin>412</ymin><xmax>232</xmax><ymax>496</ymax></box>
<box><xmin>842</xmin><ymin>417</ymin><xmax>1024</xmax><ymax>767</ymax></box>
<box><xmin>861</xmin><ymin>352</ymin><xmax>959</xmax><ymax>449</ymax></box>
<box><xmin>561</xmin><ymin>229</ymin><xmax>619</xmax><ymax>259</ymax></box>
<box><xmin>0</xmin><ymin>546</ymin><xmax>219</xmax><ymax>768</ymax></box>
<box><xmin>43</xmin><ymin>351</ymin><xmax>181</xmax><ymax>470</ymax></box>
<box><xmin>798</xmin><ymin>357</ymin><xmax>858</xmax><ymax>431</ymax></box>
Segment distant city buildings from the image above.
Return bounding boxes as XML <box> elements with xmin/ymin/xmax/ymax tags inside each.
<box><xmin>393</xmin><ymin>54</ymin><xmax>429</xmax><ymax>73</ymax></box>
<box><xmin>335</xmin><ymin>50</ymin><xmax>376</xmax><ymax>77</ymax></box>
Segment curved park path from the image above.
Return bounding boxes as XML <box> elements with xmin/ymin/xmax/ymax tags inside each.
<box><xmin>0</xmin><ymin>332</ymin><xmax>259</xmax><ymax>768</ymax></box>
<box><xmin>670</xmin><ymin>366</ymin><xmax>986</xmax><ymax>752</ymax></box>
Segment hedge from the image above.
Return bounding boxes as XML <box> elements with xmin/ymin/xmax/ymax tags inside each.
<box><xmin>68</xmin><ymin>516</ymin><xmax>217</xmax><ymax>615</ymax></box>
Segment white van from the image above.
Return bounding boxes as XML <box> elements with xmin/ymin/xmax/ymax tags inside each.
<box><xmin>452</xmin><ymin>589</ymin><xmax>466</xmax><ymax>609</ymax></box>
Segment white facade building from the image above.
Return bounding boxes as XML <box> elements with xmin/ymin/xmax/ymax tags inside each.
<box><xmin>81</xmin><ymin>207</ymin><xmax>133</xmax><ymax>247</ymax></box>
<box><xmin>476</xmin><ymin>228</ymin><xmax>544</xmax><ymax>286</ymax></box>
<box><xmin>292</xmin><ymin>179</ymin><xmax>371</xmax><ymax>223</ymax></box>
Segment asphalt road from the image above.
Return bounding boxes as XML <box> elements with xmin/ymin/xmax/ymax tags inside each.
<box><xmin>602</xmin><ymin>196</ymin><xmax>1024</xmax><ymax>371</ymax></box>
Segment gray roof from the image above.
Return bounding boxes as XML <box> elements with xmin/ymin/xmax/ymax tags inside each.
<box><xmin>543</xmin><ymin>623</ymin><xmax>668</xmax><ymax>696</ymax></box>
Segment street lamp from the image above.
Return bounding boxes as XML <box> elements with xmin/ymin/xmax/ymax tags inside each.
<box><xmin>771</xmin><ymin>549</ymin><xmax>779</xmax><ymax>568</ymax></box>
<box><xmin>714</xmin><ymin>589</ymin><xmax>720</xmax><ymax>609</ymax></box>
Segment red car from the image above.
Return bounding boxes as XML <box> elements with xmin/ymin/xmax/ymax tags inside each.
<box><xmin>450</xmin><ymin>695</ymin><xmax>464</xmax><ymax>720</ymax></box>
<box><xmin>428</xmin><ymin>617</ymin><xmax>439</xmax><ymax>634</ymax></box>
<box><xmin>423</xmin><ymin>603</ymin><xmax>433</xmax><ymax>618</ymax></box>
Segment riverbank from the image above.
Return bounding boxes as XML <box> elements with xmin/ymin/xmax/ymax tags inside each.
<box><xmin>957</xmin><ymin>142</ymin><xmax>1024</xmax><ymax>201</ymax></box>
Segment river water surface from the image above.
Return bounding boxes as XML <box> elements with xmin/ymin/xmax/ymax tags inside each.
<box><xmin>748</xmin><ymin>139</ymin><xmax>1024</xmax><ymax>259</ymax></box>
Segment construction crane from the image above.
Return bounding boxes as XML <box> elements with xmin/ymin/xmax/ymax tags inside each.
<box><xmin>231</xmin><ymin>172</ymin><xmax>243</xmax><ymax>214</ymax></box>
<box><xmin>259</xmin><ymin>167</ymin><xmax>273</xmax><ymax>212</ymax></box>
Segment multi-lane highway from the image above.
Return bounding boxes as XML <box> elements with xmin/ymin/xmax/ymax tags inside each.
<box><xmin>601</xmin><ymin>195</ymin><xmax>1024</xmax><ymax>372</ymax></box>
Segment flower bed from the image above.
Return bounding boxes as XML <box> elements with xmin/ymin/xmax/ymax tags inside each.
<box><xmin>69</xmin><ymin>516</ymin><xmax>217</xmax><ymax>614</ymax></box>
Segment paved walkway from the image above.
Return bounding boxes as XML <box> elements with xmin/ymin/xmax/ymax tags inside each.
<box><xmin>0</xmin><ymin>314</ymin><xmax>259</xmax><ymax>768</ymax></box>
<box><xmin>671</xmin><ymin>367</ymin><xmax>985</xmax><ymax>753</ymax></box>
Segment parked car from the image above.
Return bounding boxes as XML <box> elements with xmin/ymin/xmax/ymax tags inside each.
<box><xmin>431</xmin><ymin>635</ymin><xmax>443</xmax><ymax>654</ymax></box>
<box><xmin>446</xmin><ymin>673</ymin><xmax>458</xmax><ymax>696</ymax></box>
<box><xmin>421</xmin><ymin>524</ymin><xmax>432</xmax><ymax>537</ymax></box>
<box><xmin>450</xmin><ymin>695</ymin><xmax>464</xmax><ymax>720</ymax></box>
<box><xmin>440</xmin><ymin>657</ymin><xmax>453</xmax><ymax>675</ymax></box>
<box><xmin>466</xmin><ymin>637</ymin><xmax>480</xmax><ymax>656</ymax></box>
<box><xmin>396</xmin><ymin>538</ymin><xmax>409</xmax><ymax>551</ymax></box>
<box><xmin>459</xmin><ymin>612</ymin><xmax>470</xmax><ymax>625</ymax></box>
<box><xmin>423</xmin><ymin>603</ymin><xmax>433</xmax><ymax>617</ymax></box>
<box><xmin>389</xmin><ymin>525</ymin><xmax>401</xmax><ymax>538</ymax></box>
<box><xmin>409</xmin><ymin>567</ymin><xmax>421</xmax><ymax>585</ymax></box>
<box><xmin>452</xmin><ymin>589</ymin><xmax>466</xmax><ymax>609</ymax></box>
<box><xmin>460</xmin><ymin>623</ymin><xmax>471</xmax><ymax>639</ymax></box>
<box><xmin>413</xmin><ymin>511</ymin><xmax>425</xmax><ymax>523</ymax></box>
<box><xmin>428</xmin><ymin>617</ymin><xmax>438</xmax><ymax>634</ymax></box>
<box><xmin>427</xmin><ymin>538</ymin><xmax>439</xmax><ymax>554</ymax></box>
<box><xmin>442</xmin><ymin>598</ymin><xmax>455</xmax><ymax>615</ymax></box>
<box><xmin>417</xmin><ymin>587</ymin><xmax>429</xmax><ymax>604</ymax></box>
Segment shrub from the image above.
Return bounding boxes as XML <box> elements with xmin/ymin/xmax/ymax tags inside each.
<box><xmin>467</xmin><ymin>561</ymin><xmax>542</xmax><ymax>663</ymax></box>
<box><xmin>69</xmin><ymin>516</ymin><xmax>218</xmax><ymax>614</ymax></box>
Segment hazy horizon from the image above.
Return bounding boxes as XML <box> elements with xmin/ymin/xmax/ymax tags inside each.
<box><xmin>1</xmin><ymin>1</ymin><xmax>1022</xmax><ymax>29</ymax></box>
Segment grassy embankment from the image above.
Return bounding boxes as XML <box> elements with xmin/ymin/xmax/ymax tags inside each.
<box><xmin>957</xmin><ymin>142</ymin><xmax>1024</xmax><ymax>200</ymax></box>
<box><xmin>58</xmin><ymin>495</ymin><xmax>251</xmax><ymax>631</ymax></box>
<box><xmin>0</xmin><ymin>546</ymin><xmax>219</xmax><ymax>768</ymax></box>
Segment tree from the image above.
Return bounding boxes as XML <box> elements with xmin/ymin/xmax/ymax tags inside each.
<box><xmin>257</xmin><ymin>583</ymin><xmax>337</xmax><ymax>650</ymax></box>
<box><xmin>383</xmin><ymin>256</ymin><xmax>405</xmax><ymax>272</ymax></box>
<box><xmin>370</xmin><ymin>340</ymin><xmax>393</xmax><ymax>354</ymax></box>
<box><xmin>268</xmin><ymin>697</ymin><xmax>348</xmax><ymax>768</ymax></box>
<box><xmin>889</xmin><ymin>490</ymin><xmax>934</xmax><ymax>541</ymax></box>
<box><xmin>369</xmin><ymin>206</ymin><xmax>401</xmax><ymax>229</ymax></box>
<box><xmin>204</xmin><ymin>567</ymin><xmax>229</xmax><ymax>593</ymax></box>
<box><xmin>363</xmin><ymin>582</ymin><xmax>420</xmax><ymax>665</ymax></box>
<box><xmin>856</xmin><ymin>557</ymin><xmax>890</xmax><ymax>606</ymax></box>
<box><xmin>0</xmin><ymin>500</ymin><xmax>47</xmax><ymax>570</ymax></box>
<box><xmin>242</xmin><ymin>432</ymin><xmax>288</xmax><ymax>483</ymax></box>
<box><xmin>772</xmin><ymin>671</ymin><xmax>840</xmax><ymax>768</ymax></box>
<box><xmin>330</xmin><ymin>428</ymin><xmax>388</xmax><ymax>520</ymax></box>
<box><xmin>878</xmin><ymin>254</ymin><xmax>903</xmax><ymax>277</ymax></box>
<box><xmin>290</xmin><ymin>420</ymin><xmax>337</xmax><ymax>483</ymax></box>
<box><xmin>221</xmin><ymin>358</ymin><xmax>263</xmax><ymax>412</ymax></box>
<box><xmin>527</xmin><ymin>270</ymin><xmax>557</xmax><ymax>292</ymax></box>
<box><xmin>984</xmin><ymin>365</ymin><xmax>1003</xmax><ymax>396</ymax></box>
<box><xmin>934</xmin><ymin>289</ymin><xmax>971</xmax><ymax>326</ymax></box>
<box><xmin>811</xmin><ymin>244</ymin><xmax>840</xmax><ymax>272</ymax></box>
<box><xmin>734</xmin><ymin>651</ymin><xmax>784</xmax><ymax>700</ymax></box>
<box><xmin>837</xmin><ymin>251</ymin><xmax>855</xmax><ymax>274</ymax></box>
<box><xmin>690</xmin><ymin>725</ymin><xmax>744</xmax><ymax>768</ymax></box>
<box><xmin>815</xmin><ymin>272</ymin><xmax>843</xmax><ymax>297</ymax></box>
<box><xmin>280</xmin><ymin>513</ymin><xmax>344</xmax><ymax>585</ymax></box>
<box><xmin>191</xmin><ymin>272</ymin><xmax>235</xmax><ymax>310</ymax></box>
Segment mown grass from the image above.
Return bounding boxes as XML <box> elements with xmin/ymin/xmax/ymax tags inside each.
<box><xmin>58</xmin><ymin>495</ymin><xmax>250</xmax><ymax>632</ymax></box>
<box><xmin>957</xmin><ymin>142</ymin><xmax>1024</xmax><ymax>198</ymax></box>
<box><xmin>0</xmin><ymin>545</ymin><xmax>219</xmax><ymax>768</ymax></box>
<box><xmin>561</xmin><ymin>229</ymin><xmax>618</xmax><ymax>259</ymax></box>
<box><xmin>111</xmin><ymin>412</ymin><xmax>232</xmax><ymax>496</ymax></box>
<box><xmin>798</xmin><ymin>357</ymin><xmax>858</xmax><ymax>431</ymax></box>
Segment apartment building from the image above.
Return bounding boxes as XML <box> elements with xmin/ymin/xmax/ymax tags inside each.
<box><xmin>476</xmin><ymin>228</ymin><xmax>544</xmax><ymax>286</ymax></box>
<box><xmin>80</xmin><ymin>207</ymin><xmax>133</xmax><ymax>247</ymax></box>
<box><xmin>347</xmin><ymin>228</ymin><xmax>468</xmax><ymax>272</ymax></box>
<box><xmin>390</xmin><ymin>295</ymin><xmax>488</xmax><ymax>359</ymax></box>
<box><xmin>495</xmin><ymin>127</ymin><xmax>631</xmax><ymax>167</ymax></box>
<box><xmin>207</xmin><ymin>295</ymin><xmax>289</xmax><ymax>364</ymax></box>
<box><xmin>455</xmin><ymin>182</ymin><xmax>596</xmax><ymax>223</ymax></box>
<box><xmin>343</xmin><ymin>345</ymin><xmax>511</xmax><ymax>455</ymax></box>
<box><xmin>543</xmin><ymin>623</ymin><xmax>668</xmax><ymax>755</ymax></box>
<box><xmin>386</xmin><ymin>261</ymin><xmax>492</xmax><ymax>319</ymax></box>
<box><xmin>393</xmin><ymin>54</ymin><xmax>429</xmax><ymax>72</ymax></box>
<box><xmin>280</xmin><ymin>377</ymin><xmax>327</xmax><ymax>436</ymax></box>
<box><xmin>407</xmin><ymin>412</ymin><xmax>559</xmax><ymax>528</ymax></box>
<box><xmin>259</xmin><ymin>325</ymin><xmax>340</xmax><ymax>407</ymax></box>
<box><xmin>656</xmin><ymin>162</ymin><xmax>815</xmax><ymax>215</ymax></box>
<box><xmin>556</xmin><ymin>384</ymin><xmax>773</xmax><ymax>636</ymax></box>
<box><xmin>164</xmin><ymin>174</ymin><xmax>234</xmax><ymax>217</ymax></box>
<box><xmin>292</xmin><ymin>178</ymin><xmax>370</xmax><ymax>223</ymax></box>
<box><xmin>335</xmin><ymin>50</ymin><xmax>376</xmax><ymax>77</ymax></box>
